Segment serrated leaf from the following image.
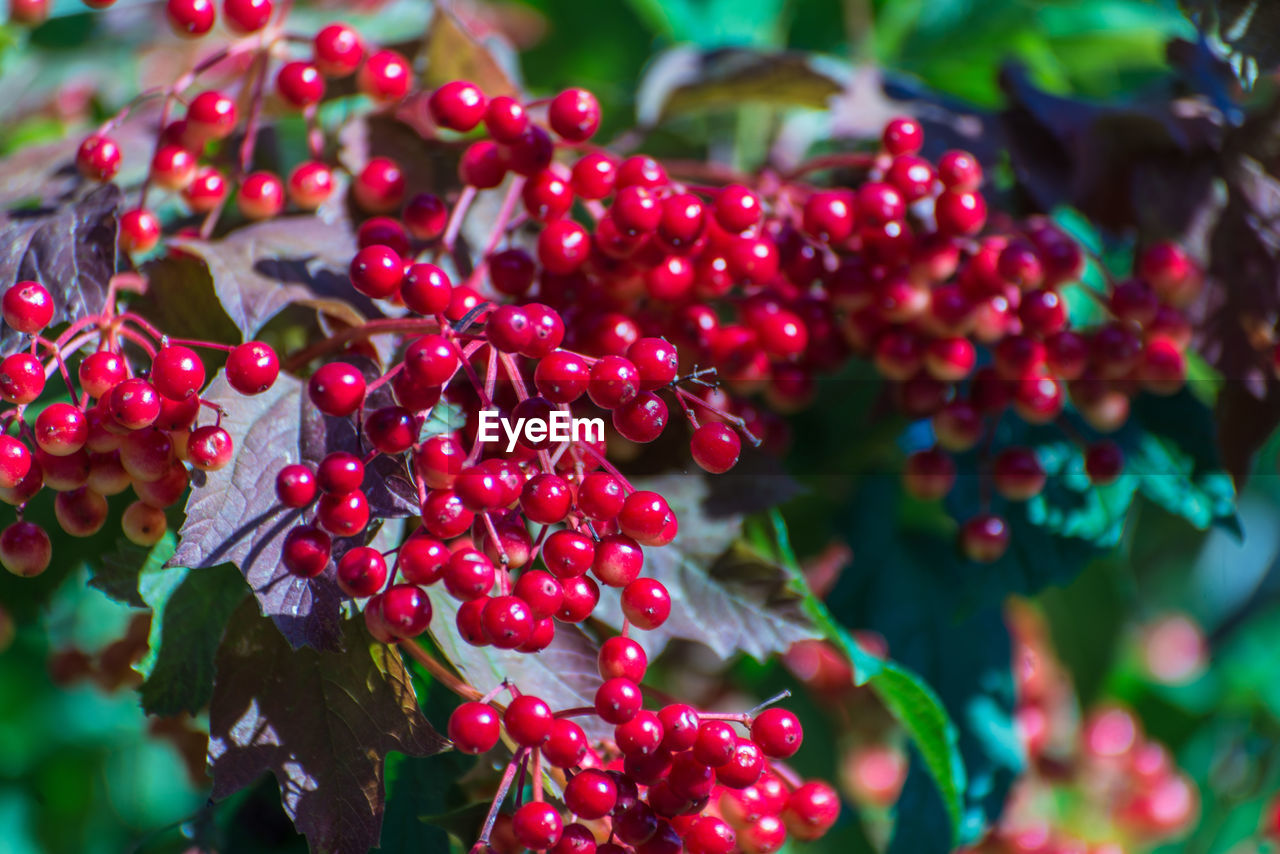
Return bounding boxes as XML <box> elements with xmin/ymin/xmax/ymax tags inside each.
<box><xmin>427</xmin><ymin>588</ymin><xmax>609</xmax><ymax>739</ymax></box>
<box><xmin>171</xmin><ymin>215</ymin><xmax>371</xmax><ymax>339</ymax></box>
<box><xmin>89</xmin><ymin>531</ymin><xmax>178</xmax><ymax>608</ymax></box>
<box><xmin>136</xmin><ymin>563</ymin><xmax>247</xmax><ymax>716</ymax></box>
<box><xmin>0</xmin><ymin>183</ymin><xmax>119</xmax><ymax>353</ymax></box>
<box><xmin>636</xmin><ymin>46</ymin><xmax>847</xmax><ymax>127</ymax></box>
<box><xmin>208</xmin><ymin>601</ymin><xmax>446</xmax><ymax>854</ymax></box>
<box><xmin>592</xmin><ymin>475</ymin><xmax>820</xmax><ymax>662</ymax></box>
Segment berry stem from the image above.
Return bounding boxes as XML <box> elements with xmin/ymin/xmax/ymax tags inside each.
<box><xmin>746</xmin><ymin>689</ymin><xmax>792</xmax><ymax>716</ymax></box>
<box><xmin>442</xmin><ymin>185</ymin><xmax>478</xmax><ymax>254</ymax></box>
<box><xmin>237</xmin><ymin>48</ymin><xmax>272</xmax><ymax>175</ymax></box>
<box><xmin>282</xmin><ymin>318</ymin><xmax>443</xmax><ymax>371</ymax></box>
<box><xmin>476</xmin><ymin>747</ymin><xmax>530</xmax><ymax>848</ymax></box>
<box><xmin>398</xmin><ymin>639</ymin><xmax>484</xmax><ymax>701</ymax></box>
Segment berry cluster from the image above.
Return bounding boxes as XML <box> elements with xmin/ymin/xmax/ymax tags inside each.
<box><xmin>0</xmin><ymin>276</ymin><xmax>278</xmax><ymax>578</ymax></box>
<box><xmin>970</xmin><ymin>605</ymin><xmax>1199</xmax><ymax>853</ymax></box>
<box><xmin>447</xmin><ymin>670</ymin><xmax>834</xmax><ymax>853</ymax></box>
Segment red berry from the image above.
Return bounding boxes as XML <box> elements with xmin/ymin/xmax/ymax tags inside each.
<box><xmin>458</xmin><ymin>140</ymin><xmax>506</xmax><ymax>189</ymax></box>
<box><xmin>226</xmin><ymin>341</ymin><xmax>279</xmax><ymax>394</ymax></box>
<box><xmin>0</xmin><ymin>521</ymin><xmax>51</xmax><ymax>577</ymax></box>
<box><xmin>150</xmin><ymin>345</ymin><xmax>205</xmax><ymax>401</ymax></box>
<box><xmin>380</xmin><ymin>583</ymin><xmax>432</xmax><ymax>637</ymax></box>
<box><xmin>275</xmin><ymin>464</ymin><xmax>317</xmax><ymax>507</ymax></box>
<box><xmin>592</xmin><ymin>534</ymin><xmax>643</xmax><ymax>587</ymax></box>
<box><xmin>690</xmin><ymin>423</ymin><xmax>741</xmax><ymax>473</ymax></box>
<box><xmin>938</xmin><ymin>149</ymin><xmax>982</xmax><ymax>191</ymax></box>
<box><xmin>405</xmin><ymin>334</ymin><xmax>458</xmax><ymax>388</ymax></box>
<box><xmin>505</xmin><ymin>694</ymin><xmax>555</xmax><ymax>746</ymax></box>
<box><xmin>542</xmin><ymin>529</ymin><xmax>595</xmax><ymax>579</ymax></box>
<box><xmin>400</xmin><ymin>263</ymin><xmax>452</xmax><ymax>315</ymax></box>
<box><xmin>317</xmin><ymin>489</ymin><xmax>370</xmax><ymax>537</ymax></box>
<box><xmin>276</xmin><ymin>61</ymin><xmax>324</xmax><ymax>108</ymax></box>
<box><xmin>599</xmin><ymin>635</ymin><xmax>647</xmax><ymax>682</ymax></box>
<box><xmin>349</xmin><ymin>244</ymin><xmax>403</xmax><ymax>299</ymax></box>
<box><xmin>783</xmin><ymin>781</ymin><xmax>840</xmax><ymax>841</ymax></box>
<box><xmin>658</xmin><ymin>704</ymin><xmax>700</xmax><ymax>752</ymax></box>
<box><xmin>882</xmin><ymin>116</ymin><xmax>923</xmax><ymax>156</ymax></box>
<box><xmin>513</xmin><ymin>801</ymin><xmax>563</xmax><ymax>851</ymax></box>
<box><xmin>119</xmin><ymin>209</ymin><xmax>161</xmax><ymax>253</ymax></box>
<box><xmin>358</xmin><ymin>49</ymin><xmax>410</xmax><ymax>102</ymax></box>
<box><xmin>548</xmin><ymin>87</ymin><xmax>600</xmax><ymax>142</ymax></box>
<box><xmin>186</xmin><ymin>90</ymin><xmax>237</xmax><ymax>142</ymax></box>
<box><xmin>534</xmin><ymin>350</ymin><xmax>590</xmax><ymax>403</ymax></box>
<box><xmin>429</xmin><ymin>80</ymin><xmax>487</xmax><ymax>132</ymax></box>
<box><xmin>627</xmin><ymin>337</ymin><xmax>679</xmax><ymax>390</ymax></box>
<box><xmin>308</xmin><ymin>362</ymin><xmax>366</xmax><ymax>416</ymax></box>
<box><xmin>571</xmin><ymin>153</ymin><xmax>617</xmax><ymax>199</ymax></box>
<box><xmin>715</xmin><ymin>184</ymin><xmax>762</xmax><ymax>232</ymax></box>
<box><xmin>992</xmin><ymin>447</ymin><xmax>1046</xmax><ymax>501</ymax></box>
<box><xmin>165</xmin><ymin>0</ymin><xmax>215</xmax><ymax>35</ymax></box>
<box><xmin>109</xmin><ymin>378</ymin><xmax>162</xmax><ymax>430</ymax></box>
<box><xmin>441</xmin><ymin>548</ymin><xmax>494</xmax><ymax>599</ymax></box>
<box><xmin>223</xmin><ymin>0</ymin><xmax>271</xmax><ymax>32</ymax></box>
<box><xmin>0</xmin><ymin>353</ymin><xmax>43</xmax><ymax>404</ymax></box>
<box><xmin>935</xmin><ymin>190</ymin><xmax>987</xmax><ymax>236</ymax></box>
<box><xmin>187</xmin><ymin>425</ymin><xmax>233</xmax><ymax>471</ymax></box>
<box><xmin>538</xmin><ymin>220</ymin><xmax>591</xmax><ymax>274</ymax></box>
<box><xmin>594</xmin><ymin>677</ymin><xmax>642</xmax><ymax>724</ymax></box>
<box><xmin>621</xmin><ymin>577</ymin><xmax>671</xmax><ymax>630</ymax></box>
<box><xmin>960</xmin><ymin>514</ymin><xmax>1010</xmax><ymax>563</ymax></box>
<box><xmin>448</xmin><ymin>701</ymin><xmax>500</xmax><ymax>754</ymax></box>
<box><xmin>313</xmin><ymin>23</ymin><xmax>364</xmax><ymax>77</ymax></box>
<box><xmin>317</xmin><ymin>451</ymin><xmax>364</xmax><ymax>494</ymax></box>
<box><xmin>484</xmin><ymin>95</ymin><xmax>528</xmax><ymax>142</ymax></box>
<box><xmin>2</xmin><ymin>281</ymin><xmax>53</xmax><ymax>334</ymax></box>
<box><xmin>750</xmin><ymin>707</ymin><xmax>803</xmax><ymax>758</ymax></box>
<box><xmin>403</xmin><ymin>193</ymin><xmax>448</xmax><ymax>241</ymax></box>
<box><xmin>337</xmin><ymin>546</ymin><xmax>387</xmax><ymax>598</ymax></box>
<box><xmin>76</xmin><ymin>135</ymin><xmax>121</xmax><ymax>181</ymax></box>
<box><xmin>481</xmin><ymin>595</ymin><xmax>534</xmax><ymax>649</ymax></box>
<box><xmin>238</xmin><ymin>171</ymin><xmax>284</xmax><ymax>220</ymax></box>
<box><xmin>184</xmin><ymin>167</ymin><xmax>229</xmax><ymax>213</ymax></box>
<box><xmin>543</xmin><ymin>719</ymin><xmax>588</xmax><ymax>768</ymax></box>
<box><xmin>353</xmin><ymin>157</ymin><xmax>405</xmax><ymax>213</ymax></box>
<box><xmin>903</xmin><ymin>448</ymin><xmax>955</xmax><ymax>501</ymax></box>
<box><xmin>576</xmin><ymin>472</ymin><xmax>625</xmax><ymax>520</ymax></box>
<box><xmin>282</xmin><ymin>524</ymin><xmax>331</xmax><ymax>577</ymax></box>
<box><xmin>0</xmin><ymin>437</ymin><xmax>32</xmax><ymax>490</ymax></box>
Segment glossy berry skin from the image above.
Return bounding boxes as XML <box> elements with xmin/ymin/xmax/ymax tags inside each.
<box><xmin>75</xmin><ymin>135</ymin><xmax>121</xmax><ymax>181</ymax></box>
<box><xmin>504</xmin><ymin>694</ymin><xmax>554</xmax><ymax>747</ymax></box>
<box><xmin>119</xmin><ymin>209</ymin><xmax>161</xmax><ymax>254</ymax></box>
<box><xmin>287</xmin><ymin>161</ymin><xmax>334</xmax><ymax>209</ymax></box>
<box><xmin>184</xmin><ymin>167</ymin><xmax>228</xmax><ymax>213</ymax></box>
<box><xmin>403</xmin><ymin>193</ymin><xmax>448</xmax><ymax>241</ymax></box>
<box><xmin>238</xmin><ymin>172</ymin><xmax>284</xmax><ymax>220</ymax></box>
<box><xmin>226</xmin><ymin>342</ymin><xmax>279</xmax><ymax>394</ymax></box>
<box><xmin>34</xmin><ymin>403</ymin><xmax>87</xmax><ymax>457</ymax></box>
<box><xmin>3</xmin><ymin>281</ymin><xmax>53</xmax><ymax>333</ymax></box>
<box><xmin>548</xmin><ymin>87</ymin><xmax>601</xmax><ymax>142</ymax></box>
<box><xmin>783</xmin><ymin>781</ymin><xmax>840</xmax><ymax>841</ymax></box>
<box><xmin>380</xmin><ymin>583</ymin><xmax>432</xmax><ymax>638</ymax></box>
<box><xmin>313</xmin><ymin>23</ymin><xmax>364</xmax><ymax>76</ymax></box>
<box><xmin>565</xmin><ymin>768</ymin><xmax>617</xmax><ymax>819</ymax></box>
<box><xmin>484</xmin><ymin>95</ymin><xmax>528</xmax><ymax>142</ymax></box>
<box><xmin>166</xmin><ymin>0</ymin><xmax>215</xmax><ymax>35</ymax></box>
<box><xmin>223</xmin><ymin>0</ymin><xmax>271</xmax><ymax>33</ymax></box>
<box><xmin>150</xmin><ymin>345</ymin><xmax>205</xmax><ymax>401</ymax></box>
<box><xmin>621</xmin><ymin>577</ymin><xmax>672</xmax><ymax>629</ymax></box>
<box><xmin>0</xmin><ymin>521</ymin><xmax>52</xmax><ymax>577</ymax></box>
<box><xmin>448</xmin><ymin>702</ymin><xmax>500</xmax><ymax>754</ymax></box>
<box><xmin>151</xmin><ymin>145</ymin><xmax>197</xmax><ymax>190</ymax></box>
<box><xmin>188</xmin><ymin>426</ymin><xmax>233</xmax><ymax>471</ymax></box>
<box><xmin>186</xmin><ymin>90</ymin><xmax>237</xmax><ymax>142</ymax></box>
<box><xmin>0</xmin><ymin>436</ymin><xmax>32</xmax><ymax>490</ymax></box>
<box><xmin>308</xmin><ymin>362</ymin><xmax>366</xmax><ymax>416</ymax></box>
<box><xmin>599</xmin><ymin>635</ymin><xmax>647</xmax><ymax>682</ymax></box>
<box><xmin>513</xmin><ymin>801</ymin><xmax>563</xmax><ymax>851</ymax></box>
<box><xmin>400</xmin><ymin>263</ymin><xmax>452</xmax><ymax>315</ymax></box>
<box><xmin>0</xmin><ymin>353</ymin><xmax>44</xmax><ymax>404</ymax></box>
<box><xmin>595</xmin><ymin>678</ymin><xmax>643</xmax><ymax>724</ymax></box>
<box><xmin>882</xmin><ymin>116</ymin><xmax>923</xmax><ymax>155</ymax></box>
<box><xmin>336</xmin><ymin>547</ymin><xmax>387</xmax><ymax>598</ymax></box>
<box><xmin>353</xmin><ymin>157</ymin><xmax>405</xmax><ymax>213</ymax></box>
<box><xmin>482</xmin><ymin>595</ymin><xmax>534</xmax><ymax>649</ymax></box>
<box><xmin>110</xmin><ymin>378</ymin><xmax>162</xmax><ymax>430</ymax></box>
<box><xmin>276</xmin><ymin>61</ymin><xmax>324</xmax><ymax>108</ymax></box>
<box><xmin>538</xmin><ymin>220</ymin><xmax>591</xmax><ymax>274</ymax></box>
<box><xmin>687</xmin><ymin>817</ymin><xmax>737</xmax><ymax>854</ymax></box>
<box><xmin>349</xmin><ymin>245</ymin><xmax>403</xmax><ymax>299</ymax></box>
<box><xmin>358</xmin><ymin>50</ymin><xmax>411</xmax><ymax>102</ymax></box>
<box><xmin>282</xmin><ymin>524</ymin><xmax>331</xmax><ymax>578</ymax></box>
<box><xmin>690</xmin><ymin>423</ymin><xmax>741</xmax><ymax>473</ymax></box>
<box><xmin>405</xmin><ymin>335</ymin><xmax>458</xmax><ymax>388</ymax></box>
<box><xmin>751</xmin><ymin>708</ymin><xmax>803</xmax><ymax>758</ymax></box>
<box><xmin>275</xmin><ymin>464</ymin><xmax>317</xmax><ymax>508</ymax></box>
<box><xmin>543</xmin><ymin>719</ymin><xmax>588</xmax><ymax>768</ymax></box>
<box><xmin>317</xmin><ymin>489</ymin><xmax>370</xmax><ymax>537</ymax></box>
<box><xmin>429</xmin><ymin>80</ymin><xmax>487</xmax><ymax>132</ymax></box>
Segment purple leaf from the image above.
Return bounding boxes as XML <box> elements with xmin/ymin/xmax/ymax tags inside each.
<box><xmin>209</xmin><ymin>600</ymin><xmax>446</xmax><ymax>854</ymax></box>
<box><xmin>0</xmin><ymin>184</ymin><xmax>120</xmax><ymax>353</ymax></box>
<box><xmin>593</xmin><ymin>475</ymin><xmax>820</xmax><ymax>662</ymax></box>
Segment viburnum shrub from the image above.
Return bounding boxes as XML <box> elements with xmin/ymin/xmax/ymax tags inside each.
<box><xmin>2</xmin><ymin>1</ymin><xmax>1261</xmax><ymax>852</ymax></box>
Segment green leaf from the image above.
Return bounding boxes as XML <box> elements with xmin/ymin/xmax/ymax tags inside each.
<box><xmin>208</xmin><ymin>601</ymin><xmax>447</xmax><ymax>854</ymax></box>
<box><xmin>89</xmin><ymin>532</ymin><xmax>178</xmax><ymax>608</ymax></box>
<box><xmin>135</xmin><ymin>562</ymin><xmax>247</xmax><ymax>716</ymax></box>
<box><xmin>767</xmin><ymin>509</ymin><xmax>968</xmax><ymax>846</ymax></box>
<box><xmin>624</xmin><ymin>0</ymin><xmax>786</xmax><ymax>48</ymax></box>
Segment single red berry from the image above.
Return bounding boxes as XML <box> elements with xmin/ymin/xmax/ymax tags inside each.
<box><xmin>397</xmin><ymin>535</ymin><xmax>448</xmax><ymax>585</ymax></box>
<box><xmin>751</xmin><ymin>707</ymin><xmax>803</xmax><ymax>758</ymax></box>
<box><xmin>317</xmin><ymin>489</ymin><xmax>370</xmax><ymax>537</ymax></box>
<box><xmin>282</xmin><ymin>524</ymin><xmax>331</xmax><ymax>577</ymax></box>
<box><xmin>337</xmin><ymin>546</ymin><xmax>388</xmax><ymax>598</ymax></box>
<box><xmin>782</xmin><ymin>781</ymin><xmax>840</xmax><ymax>841</ymax></box>
<box><xmin>0</xmin><ymin>521</ymin><xmax>52</xmax><ymax>577</ymax></box>
<box><xmin>186</xmin><ymin>90</ymin><xmax>237</xmax><ymax>142</ymax></box>
<box><xmin>317</xmin><ymin>451</ymin><xmax>364</xmax><ymax>494</ymax></box>
<box><xmin>960</xmin><ymin>514</ymin><xmax>1010</xmax><ymax>563</ymax></box>
<box><xmin>357</xmin><ymin>49</ymin><xmax>410</xmax><ymax>102</ymax></box>
<box><xmin>548</xmin><ymin>87</ymin><xmax>600</xmax><ymax>142</ymax></box>
<box><xmin>543</xmin><ymin>719</ymin><xmax>588</xmax><ymax>768</ymax></box>
<box><xmin>165</xmin><ymin>0</ymin><xmax>215</xmax><ymax>36</ymax></box>
<box><xmin>621</xmin><ymin>577</ymin><xmax>671</xmax><ymax>629</ymax></box>
<box><xmin>109</xmin><ymin>378</ymin><xmax>162</xmax><ymax>430</ymax></box>
<box><xmin>513</xmin><ymin>801</ymin><xmax>563</xmax><ymax>851</ymax></box>
<box><xmin>882</xmin><ymin>116</ymin><xmax>923</xmax><ymax>155</ymax></box>
<box><xmin>538</xmin><ymin>220</ymin><xmax>591</xmax><ymax>274</ymax></box>
<box><xmin>448</xmin><ymin>702</ymin><xmax>500</xmax><ymax>754</ymax></box>
<box><xmin>992</xmin><ymin>447</ymin><xmax>1046</xmax><ymax>501</ymax></box>
<box><xmin>686</xmin><ymin>817</ymin><xmax>736</xmax><ymax>854</ymax></box>
<box><xmin>34</xmin><ymin>403</ymin><xmax>88</xmax><ymax>457</ymax></box>
<box><xmin>504</xmin><ymin>694</ymin><xmax>555</xmax><ymax>747</ymax></box>
<box><xmin>275</xmin><ymin>464</ymin><xmax>317</xmax><ymax>508</ymax></box>
<box><xmin>565</xmin><ymin>768</ymin><xmax>617</xmax><ymax>819</ymax></box>
<box><xmin>223</xmin><ymin>0</ymin><xmax>271</xmax><ymax>32</ymax></box>
<box><xmin>184</xmin><ymin>167</ymin><xmax>229</xmax><ymax>213</ymax></box>
<box><xmin>276</xmin><ymin>61</ymin><xmax>324</xmax><ymax>108</ymax></box>
<box><xmin>599</xmin><ymin>635</ymin><xmax>648</xmax><ymax>682</ymax></box>
<box><xmin>150</xmin><ymin>345</ymin><xmax>205</xmax><ymax>401</ymax></box>
<box><xmin>0</xmin><ymin>437</ymin><xmax>32</xmax><ymax>490</ymax></box>
<box><xmin>226</xmin><ymin>341</ymin><xmax>279</xmax><ymax>395</ymax></box>
<box><xmin>577</xmin><ymin>472</ymin><xmax>625</xmax><ymax>520</ymax></box>
<box><xmin>556</xmin><ymin>575</ymin><xmax>599</xmax><ymax>622</ymax></box>
<box><xmin>0</xmin><ymin>353</ymin><xmax>44</xmax><ymax>404</ymax></box>
<box><xmin>658</xmin><ymin>704</ymin><xmax>700</xmax><ymax>752</ymax></box>
<box><xmin>519</xmin><ymin>473</ymin><xmax>572</xmax><ymax>524</ymax></box>
<box><xmin>690</xmin><ymin>423</ymin><xmax>741</xmax><ymax>473</ymax></box>
<box><xmin>285</xmin><ymin>160</ymin><xmax>334</xmax><ymax>209</ymax></box>
<box><xmin>187</xmin><ymin>425</ymin><xmax>233</xmax><ymax>471</ymax></box>
<box><xmin>308</xmin><ymin>362</ymin><xmax>365</xmax><ymax>416</ymax></box>
<box><xmin>571</xmin><ymin>152</ymin><xmax>617</xmax><ymax>199</ymax></box>
<box><xmin>458</xmin><ymin>140</ymin><xmax>506</xmax><ymax>189</ymax></box>
<box><xmin>349</xmin><ymin>244</ymin><xmax>403</xmax><ymax>299</ymax></box>
<box><xmin>76</xmin><ymin>135</ymin><xmax>121</xmax><ymax>181</ymax></box>
<box><xmin>352</xmin><ymin>156</ymin><xmax>405</xmax><ymax>213</ymax></box>
<box><xmin>627</xmin><ymin>337</ymin><xmax>679</xmax><ymax>390</ymax></box>
<box><xmin>441</xmin><ymin>548</ymin><xmax>494</xmax><ymax>599</ymax></box>
<box><xmin>238</xmin><ymin>171</ymin><xmax>284</xmax><ymax>220</ymax></box>
<box><xmin>592</xmin><ymin>534</ymin><xmax>643</xmax><ymax>587</ymax></box>
<box><xmin>938</xmin><ymin>149</ymin><xmax>982</xmax><ymax>191</ymax></box>
<box><xmin>594</xmin><ymin>677</ymin><xmax>642</xmax><ymax>724</ymax></box>
<box><xmin>400</xmin><ymin>263</ymin><xmax>452</xmax><ymax>315</ymax></box>
<box><xmin>312</xmin><ymin>22</ymin><xmax>363</xmax><ymax>77</ymax></box>
<box><xmin>429</xmin><ymin>80</ymin><xmax>487</xmax><ymax>132</ymax></box>
<box><xmin>481</xmin><ymin>595</ymin><xmax>534</xmax><ymax>649</ymax></box>
<box><xmin>715</xmin><ymin>184</ymin><xmax>762</xmax><ymax>232</ymax></box>
<box><xmin>587</xmin><ymin>358</ymin><xmax>640</xmax><ymax>408</ymax></box>
<box><xmin>403</xmin><ymin>193</ymin><xmax>448</xmax><ymax>241</ymax></box>
<box><xmin>380</xmin><ymin>583</ymin><xmax>432</xmax><ymax>637</ymax></box>
<box><xmin>2</xmin><ymin>281</ymin><xmax>54</xmax><ymax>334</ymax></box>
<box><xmin>119</xmin><ymin>209</ymin><xmax>161</xmax><ymax>253</ymax></box>
<box><xmin>935</xmin><ymin>189</ymin><xmax>987</xmax><ymax>236</ymax></box>
<box><xmin>484</xmin><ymin>95</ymin><xmax>528</xmax><ymax>142</ymax></box>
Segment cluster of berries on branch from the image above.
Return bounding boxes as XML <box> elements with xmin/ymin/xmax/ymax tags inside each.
<box><xmin>0</xmin><ymin>275</ymin><xmax>278</xmax><ymax>578</ymax></box>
